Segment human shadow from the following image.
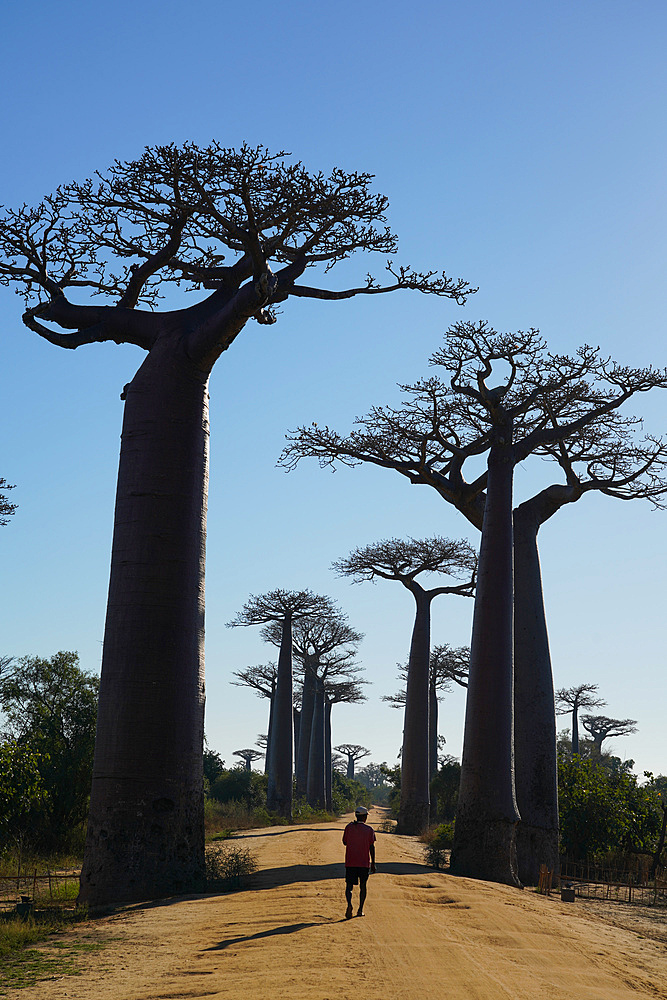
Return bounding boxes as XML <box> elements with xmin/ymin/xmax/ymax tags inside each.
<box><xmin>205</xmin><ymin>920</ymin><xmax>329</xmax><ymax>951</ymax></box>
<box><xmin>235</xmin><ymin>827</ymin><xmax>341</xmax><ymax>839</ymax></box>
<box><xmin>252</xmin><ymin>860</ymin><xmax>435</xmax><ymax>890</ymax></box>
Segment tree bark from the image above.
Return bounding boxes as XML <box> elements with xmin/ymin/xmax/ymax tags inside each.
<box><xmin>265</xmin><ymin>689</ymin><xmax>275</xmax><ymax>776</ymax></box>
<box><xmin>267</xmin><ymin>616</ymin><xmax>293</xmax><ymax>819</ymax></box>
<box><xmin>79</xmin><ymin>343</ymin><xmax>209</xmax><ymax>906</ymax></box>
<box><xmin>295</xmin><ymin>661</ymin><xmax>316</xmax><ymax>798</ymax></box>
<box><xmin>346</xmin><ymin>755</ymin><xmax>354</xmax><ymax>779</ymax></box>
<box><xmin>293</xmin><ymin>707</ymin><xmax>301</xmax><ymax>773</ymax></box>
<box><xmin>513</xmin><ymin>507</ymin><xmax>559</xmax><ymax>886</ymax></box>
<box><xmin>307</xmin><ymin>680</ymin><xmax>325</xmax><ymax>809</ymax></box>
<box><xmin>571</xmin><ymin>704</ymin><xmax>580</xmax><ymax>756</ymax></box>
<box><xmin>429</xmin><ymin>679</ymin><xmax>439</xmax><ymax>820</ymax></box>
<box><xmin>397</xmin><ymin>588</ymin><xmax>432</xmax><ymax>835</ymax></box>
<box><xmin>324</xmin><ymin>697</ymin><xmax>333</xmax><ymax>812</ymax></box>
<box><xmin>451</xmin><ymin>434</ymin><xmax>521</xmax><ymax>886</ymax></box>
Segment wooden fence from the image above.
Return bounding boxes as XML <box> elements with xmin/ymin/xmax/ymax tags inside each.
<box><xmin>538</xmin><ymin>858</ymin><xmax>667</xmax><ymax>907</ymax></box>
<box><xmin>0</xmin><ymin>870</ymin><xmax>80</xmax><ymax>911</ymax></box>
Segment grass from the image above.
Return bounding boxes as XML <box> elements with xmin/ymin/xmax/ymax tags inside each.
<box><xmin>0</xmin><ymin>908</ymin><xmax>99</xmax><ymax>995</ymax></box>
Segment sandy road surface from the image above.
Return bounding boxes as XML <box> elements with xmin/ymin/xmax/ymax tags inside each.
<box><xmin>13</xmin><ymin>807</ymin><xmax>667</xmax><ymax>1000</ymax></box>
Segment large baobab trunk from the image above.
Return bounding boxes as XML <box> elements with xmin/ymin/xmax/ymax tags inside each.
<box><xmin>80</xmin><ymin>348</ymin><xmax>209</xmax><ymax>906</ymax></box>
<box><xmin>397</xmin><ymin>588</ymin><xmax>431</xmax><ymax>835</ymax></box>
<box><xmin>571</xmin><ymin>703</ymin><xmax>581</xmax><ymax>755</ymax></box>
<box><xmin>429</xmin><ymin>678</ymin><xmax>439</xmax><ymax>819</ymax></box>
<box><xmin>293</xmin><ymin>707</ymin><xmax>301</xmax><ymax>771</ymax></box>
<box><xmin>513</xmin><ymin>508</ymin><xmax>559</xmax><ymax>886</ymax></box>
<box><xmin>451</xmin><ymin>436</ymin><xmax>521</xmax><ymax>886</ymax></box>
<box><xmin>296</xmin><ymin>661</ymin><xmax>317</xmax><ymax>798</ymax></box>
<box><xmin>324</xmin><ymin>697</ymin><xmax>333</xmax><ymax>812</ymax></box>
<box><xmin>307</xmin><ymin>680</ymin><xmax>326</xmax><ymax>809</ymax></box>
<box><xmin>265</xmin><ymin>689</ymin><xmax>275</xmax><ymax>776</ymax></box>
<box><xmin>267</xmin><ymin>616</ymin><xmax>293</xmax><ymax>819</ymax></box>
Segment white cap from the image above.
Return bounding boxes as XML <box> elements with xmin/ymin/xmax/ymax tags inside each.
<box><xmin>354</xmin><ymin>805</ymin><xmax>369</xmax><ymax>816</ymax></box>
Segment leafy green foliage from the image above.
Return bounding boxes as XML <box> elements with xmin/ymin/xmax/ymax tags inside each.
<box><xmin>429</xmin><ymin>755</ymin><xmax>461</xmax><ymax>822</ymax></box>
<box><xmin>0</xmin><ymin>741</ymin><xmax>47</xmax><ymax>856</ymax></box>
<box><xmin>331</xmin><ymin>770</ymin><xmax>370</xmax><ymax>814</ymax></box>
<box><xmin>422</xmin><ymin>821</ymin><xmax>455</xmax><ymax>869</ymax></box>
<box><xmin>209</xmin><ymin>768</ymin><xmax>268</xmax><ymax>810</ymax></box>
<box><xmin>558</xmin><ymin>751</ymin><xmax>662</xmax><ymax>858</ymax></box>
<box><xmin>0</xmin><ymin>652</ymin><xmax>99</xmax><ymax>851</ymax></box>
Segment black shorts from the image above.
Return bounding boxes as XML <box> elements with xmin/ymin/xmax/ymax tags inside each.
<box><xmin>345</xmin><ymin>866</ymin><xmax>370</xmax><ymax>887</ymax></box>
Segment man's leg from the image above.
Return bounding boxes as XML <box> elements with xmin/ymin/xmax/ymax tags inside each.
<box><xmin>345</xmin><ymin>876</ymin><xmax>353</xmax><ymax>919</ymax></box>
<box><xmin>357</xmin><ymin>873</ymin><xmax>368</xmax><ymax>916</ymax></box>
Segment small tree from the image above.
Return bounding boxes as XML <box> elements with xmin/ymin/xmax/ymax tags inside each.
<box><xmin>555</xmin><ymin>684</ymin><xmax>606</xmax><ymax>756</ymax></box>
<box><xmin>232</xmin><ymin>664</ymin><xmax>277</xmax><ymax>774</ymax></box>
<box><xmin>333</xmin><ymin>536</ymin><xmax>476</xmax><ymax>835</ymax></box>
<box><xmin>0</xmin><ymin>741</ymin><xmax>47</xmax><ymax>867</ymax></box>
<box><xmin>580</xmin><ymin>715</ymin><xmax>638</xmax><ymax>757</ymax></box>
<box><xmin>334</xmin><ymin>744</ymin><xmax>370</xmax><ymax>779</ymax></box>
<box><xmin>232</xmin><ymin>749</ymin><xmax>264</xmax><ymax>771</ymax></box>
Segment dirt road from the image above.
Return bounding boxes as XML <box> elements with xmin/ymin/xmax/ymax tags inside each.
<box><xmin>15</xmin><ymin>807</ymin><xmax>667</xmax><ymax>999</ymax></box>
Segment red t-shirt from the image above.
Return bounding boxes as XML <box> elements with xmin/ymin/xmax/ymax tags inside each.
<box><xmin>343</xmin><ymin>820</ymin><xmax>376</xmax><ymax>867</ymax></box>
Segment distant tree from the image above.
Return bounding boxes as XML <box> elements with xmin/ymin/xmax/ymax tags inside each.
<box><xmin>334</xmin><ymin>744</ymin><xmax>370</xmax><ymax>779</ymax></box>
<box><xmin>430</xmin><ymin>754</ymin><xmax>462</xmax><ymax>822</ymax></box>
<box><xmin>580</xmin><ymin>715</ymin><xmax>638</xmax><ymax>757</ymax></box>
<box><xmin>261</xmin><ymin>603</ymin><xmax>363</xmax><ymax>802</ymax></box>
<box><xmin>0</xmin><ymin>651</ymin><xmax>98</xmax><ymax>850</ymax></box>
<box><xmin>333</xmin><ymin>536</ymin><xmax>475</xmax><ymax>835</ymax></box>
<box><xmin>555</xmin><ymin>685</ymin><xmax>606</xmax><ymax>756</ymax></box>
<box><xmin>233</xmin><ymin>748</ymin><xmax>263</xmax><ymax>771</ymax></box>
<box><xmin>0</xmin><ymin>479</ymin><xmax>17</xmax><ymax>526</ymax></box>
<box><xmin>232</xmin><ymin>664</ymin><xmax>277</xmax><ymax>775</ymax></box>
<box><xmin>0</xmin><ymin>143</ymin><xmax>474</xmax><ymax>906</ymax></box>
<box><xmin>228</xmin><ymin>589</ymin><xmax>330</xmax><ymax>818</ymax></box>
<box><xmin>383</xmin><ymin>643</ymin><xmax>468</xmax><ymax>808</ymax></box>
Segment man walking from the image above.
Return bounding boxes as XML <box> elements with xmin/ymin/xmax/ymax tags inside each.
<box><xmin>343</xmin><ymin>805</ymin><xmax>376</xmax><ymax>919</ymax></box>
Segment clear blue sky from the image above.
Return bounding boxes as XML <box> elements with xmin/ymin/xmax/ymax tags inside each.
<box><xmin>1</xmin><ymin>0</ymin><xmax>666</xmax><ymax>778</ymax></box>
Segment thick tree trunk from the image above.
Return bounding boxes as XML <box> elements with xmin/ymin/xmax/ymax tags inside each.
<box><xmin>513</xmin><ymin>508</ymin><xmax>559</xmax><ymax>886</ymax></box>
<box><xmin>295</xmin><ymin>662</ymin><xmax>316</xmax><ymax>798</ymax></box>
<box><xmin>451</xmin><ymin>436</ymin><xmax>521</xmax><ymax>886</ymax></box>
<box><xmin>397</xmin><ymin>588</ymin><xmax>432</xmax><ymax>835</ymax></box>
<box><xmin>79</xmin><ymin>347</ymin><xmax>209</xmax><ymax>906</ymax></box>
<box><xmin>267</xmin><ymin>617</ymin><xmax>293</xmax><ymax>819</ymax></box>
<box><xmin>324</xmin><ymin>698</ymin><xmax>333</xmax><ymax>812</ymax></box>
<box><xmin>571</xmin><ymin>705</ymin><xmax>580</xmax><ymax>756</ymax></box>
<box><xmin>346</xmin><ymin>756</ymin><xmax>354</xmax><ymax>779</ymax></box>
<box><xmin>265</xmin><ymin>690</ymin><xmax>275</xmax><ymax>776</ymax></box>
<box><xmin>307</xmin><ymin>681</ymin><xmax>325</xmax><ymax>809</ymax></box>
<box><xmin>429</xmin><ymin>681</ymin><xmax>439</xmax><ymax>820</ymax></box>
<box><xmin>293</xmin><ymin>707</ymin><xmax>301</xmax><ymax>772</ymax></box>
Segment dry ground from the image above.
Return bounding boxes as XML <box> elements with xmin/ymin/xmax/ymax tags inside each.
<box><xmin>10</xmin><ymin>806</ymin><xmax>667</xmax><ymax>1000</ymax></box>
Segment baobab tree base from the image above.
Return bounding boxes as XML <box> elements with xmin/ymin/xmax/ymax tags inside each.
<box><xmin>79</xmin><ymin>785</ymin><xmax>205</xmax><ymax>907</ymax></box>
<box><xmin>515</xmin><ymin>823</ymin><xmax>559</xmax><ymax>887</ymax></box>
<box><xmin>449</xmin><ymin>816</ymin><xmax>522</xmax><ymax>887</ymax></box>
<box><xmin>397</xmin><ymin>801</ymin><xmax>430</xmax><ymax>836</ymax></box>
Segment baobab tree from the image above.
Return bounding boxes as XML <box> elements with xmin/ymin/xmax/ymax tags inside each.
<box><xmin>333</xmin><ymin>536</ymin><xmax>476</xmax><ymax>834</ymax></box>
<box><xmin>228</xmin><ymin>589</ymin><xmax>331</xmax><ymax>819</ymax></box>
<box><xmin>334</xmin><ymin>744</ymin><xmax>370</xmax><ymax>779</ymax></box>
<box><xmin>261</xmin><ymin>603</ymin><xmax>363</xmax><ymax>801</ymax></box>
<box><xmin>282</xmin><ymin>321</ymin><xmax>667</xmax><ymax>884</ymax></box>
<box><xmin>322</xmin><ymin>679</ymin><xmax>367</xmax><ymax>810</ymax></box>
<box><xmin>555</xmin><ymin>684</ymin><xmax>606</xmax><ymax>756</ymax></box>
<box><xmin>383</xmin><ymin>643</ymin><xmax>469</xmax><ymax>806</ymax></box>
<box><xmin>581</xmin><ymin>715</ymin><xmax>638</xmax><ymax>756</ymax></box>
<box><xmin>232</xmin><ymin>749</ymin><xmax>264</xmax><ymax>771</ymax></box>
<box><xmin>232</xmin><ymin>664</ymin><xmax>277</xmax><ymax>774</ymax></box>
<box><xmin>0</xmin><ymin>143</ymin><xmax>473</xmax><ymax>905</ymax></box>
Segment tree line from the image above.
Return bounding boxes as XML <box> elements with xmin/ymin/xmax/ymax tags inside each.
<box><xmin>1</xmin><ymin>142</ymin><xmax>665</xmax><ymax>903</ymax></box>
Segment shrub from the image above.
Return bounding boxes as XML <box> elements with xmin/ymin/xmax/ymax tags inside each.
<box><xmin>205</xmin><ymin>843</ymin><xmax>259</xmax><ymax>889</ymax></box>
<box><xmin>421</xmin><ymin>821</ymin><xmax>454</xmax><ymax>870</ymax></box>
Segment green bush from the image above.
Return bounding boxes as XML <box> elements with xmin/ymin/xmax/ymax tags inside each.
<box><xmin>205</xmin><ymin>843</ymin><xmax>259</xmax><ymax>889</ymax></box>
<box><xmin>421</xmin><ymin>821</ymin><xmax>454</xmax><ymax>869</ymax></box>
